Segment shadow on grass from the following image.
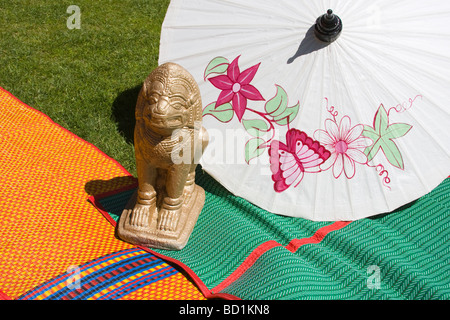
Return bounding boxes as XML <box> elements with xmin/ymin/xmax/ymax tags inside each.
<box><xmin>112</xmin><ymin>84</ymin><xmax>142</xmax><ymax>144</ymax></box>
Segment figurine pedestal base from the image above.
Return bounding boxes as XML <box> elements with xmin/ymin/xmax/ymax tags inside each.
<box><xmin>117</xmin><ymin>185</ymin><xmax>205</xmax><ymax>251</ymax></box>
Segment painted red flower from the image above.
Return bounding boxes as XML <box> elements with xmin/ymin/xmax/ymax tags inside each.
<box><xmin>208</xmin><ymin>56</ymin><xmax>264</xmax><ymax>121</ymax></box>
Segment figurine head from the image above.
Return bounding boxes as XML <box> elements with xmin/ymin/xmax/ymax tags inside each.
<box><xmin>137</xmin><ymin>62</ymin><xmax>202</xmax><ymax>136</ymax></box>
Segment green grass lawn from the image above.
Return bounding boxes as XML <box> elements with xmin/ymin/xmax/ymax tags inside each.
<box><xmin>0</xmin><ymin>0</ymin><xmax>170</xmax><ymax>176</ymax></box>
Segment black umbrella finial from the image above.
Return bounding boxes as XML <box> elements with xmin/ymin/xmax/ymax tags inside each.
<box><xmin>314</xmin><ymin>9</ymin><xmax>343</xmax><ymax>43</ymax></box>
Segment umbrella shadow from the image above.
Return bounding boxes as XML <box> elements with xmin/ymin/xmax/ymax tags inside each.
<box><xmin>287</xmin><ymin>25</ymin><xmax>329</xmax><ymax>64</ymax></box>
<box><xmin>111</xmin><ymin>84</ymin><xmax>142</xmax><ymax>144</ymax></box>
<box><xmin>367</xmin><ymin>200</ymin><xmax>419</xmax><ymax>221</ymax></box>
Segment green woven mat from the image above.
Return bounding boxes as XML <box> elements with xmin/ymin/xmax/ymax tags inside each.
<box><xmin>94</xmin><ymin>169</ymin><xmax>450</xmax><ymax>300</ymax></box>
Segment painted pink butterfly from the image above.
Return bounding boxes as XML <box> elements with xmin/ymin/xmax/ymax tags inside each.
<box><xmin>269</xmin><ymin>129</ymin><xmax>331</xmax><ymax>192</ymax></box>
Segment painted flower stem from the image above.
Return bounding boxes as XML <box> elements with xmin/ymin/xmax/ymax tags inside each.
<box><xmin>246</xmin><ymin>107</ymin><xmax>277</xmax><ymax>148</ymax></box>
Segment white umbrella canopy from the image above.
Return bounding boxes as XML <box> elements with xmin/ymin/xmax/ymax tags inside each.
<box><xmin>158</xmin><ymin>0</ymin><xmax>450</xmax><ymax>221</ymax></box>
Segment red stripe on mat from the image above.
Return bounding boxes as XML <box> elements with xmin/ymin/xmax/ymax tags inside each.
<box><xmin>211</xmin><ymin>240</ymin><xmax>282</xmax><ymax>293</ymax></box>
<box><xmin>211</xmin><ymin>221</ymin><xmax>351</xmax><ymax>293</ymax></box>
<box><xmin>285</xmin><ymin>221</ymin><xmax>352</xmax><ymax>253</ymax></box>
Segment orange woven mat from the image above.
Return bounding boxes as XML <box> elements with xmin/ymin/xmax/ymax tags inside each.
<box><xmin>0</xmin><ymin>88</ymin><xmax>205</xmax><ymax>300</ymax></box>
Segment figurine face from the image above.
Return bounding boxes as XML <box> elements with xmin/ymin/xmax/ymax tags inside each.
<box><xmin>144</xmin><ymin>79</ymin><xmax>189</xmax><ymax>136</ymax></box>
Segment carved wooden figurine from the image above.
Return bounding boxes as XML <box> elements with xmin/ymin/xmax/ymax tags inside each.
<box><xmin>117</xmin><ymin>62</ymin><xmax>208</xmax><ymax>250</ymax></box>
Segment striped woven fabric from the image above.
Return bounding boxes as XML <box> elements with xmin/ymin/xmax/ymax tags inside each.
<box><xmin>93</xmin><ymin>168</ymin><xmax>450</xmax><ymax>300</ymax></box>
<box><xmin>0</xmin><ymin>88</ymin><xmax>205</xmax><ymax>300</ymax></box>
<box><xmin>17</xmin><ymin>248</ymin><xmax>182</xmax><ymax>300</ymax></box>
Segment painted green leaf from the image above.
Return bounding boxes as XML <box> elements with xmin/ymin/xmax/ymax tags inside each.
<box><xmin>362</xmin><ymin>126</ymin><xmax>379</xmax><ymax>142</ymax></box>
<box><xmin>381</xmin><ymin>138</ymin><xmax>405</xmax><ymax>169</ymax></box>
<box><xmin>245</xmin><ymin>138</ymin><xmax>265</xmax><ymax>164</ymax></box>
<box><xmin>273</xmin><ymin>101</ymin><xmax>300</xmax><ymax>126</ymax></box>
<box><xmin>202</xmin><ymin>102</ymin><xmax>233</xmax><ymax>122</ymax></box>
<box><xmin>204</xmin><ymin>57</ymin><xmax>229</xmax><ymax>79</ymax></box>
<box><xmin>383</xmin><ymin>123</ymin><xmax>412</xmax><ymax>140</ymax></box>
<box><xmin>373</xmin><ymin>104</ymin><xmax>389</xmax><ymax>136</ymax></box>
<box><xmin>362</xmin><ymin>104</ymin><xmax>412</xmax><ymax>169</ymax></box>
<box><xmin>242</xmin><ymin>119</ymin><xmax>269</xmax><ymax>137</ymax></box>
<box><xmin>364</xmin><ymin>140</ymin><xmax>381</xmax><ymax>163</ymax></box>
<box><xmin>264</xmin><ymin>85</ymin><xmax>288</xmax><ymax>117</ymax></box>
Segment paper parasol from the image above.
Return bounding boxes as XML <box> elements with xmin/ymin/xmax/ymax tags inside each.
<box><xmin>158</xmin><ymin>0</ymin><xmax>450</xmax><ymax>221</ymax></box>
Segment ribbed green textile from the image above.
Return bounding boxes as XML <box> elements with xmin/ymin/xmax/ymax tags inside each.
<box><xmin>97</xmin><ymin>170</ymin><xmax>450</xmax><ymax>300</ymax></box>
